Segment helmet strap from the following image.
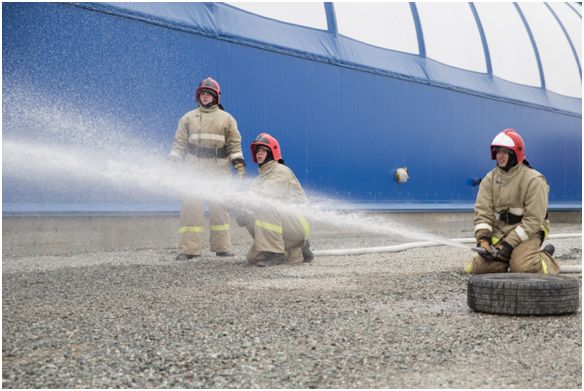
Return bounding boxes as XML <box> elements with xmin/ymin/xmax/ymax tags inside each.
<box><xmin>500</xmin><ymin>151</ymin><xmax>518</xmax><ymax>171</ymax></box>
<box><xmin>258</xmin><ymin>150</ymin><xmax>274</xmax><ymax>167</ymax></box>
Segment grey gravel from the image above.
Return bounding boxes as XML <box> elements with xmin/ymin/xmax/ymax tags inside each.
<box><xmin>3</xmin><ymin>224</ymin><xmax>582</xmax><ymax>388</ymax></box>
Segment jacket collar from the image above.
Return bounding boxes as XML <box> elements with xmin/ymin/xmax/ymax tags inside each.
<box><xmin>495</xmin><ymin>162</ymin><xmax>522</xmax><ymax>178</ymax></box>
<box><xmin>198</xmin><ymin>104</ymin><xmax>218</xmax><ymax>113</ymax></box>
<box><xmin>258</xmin><ymin>160</ymin><xmax>278</xmax><ymax>174</ymax></box>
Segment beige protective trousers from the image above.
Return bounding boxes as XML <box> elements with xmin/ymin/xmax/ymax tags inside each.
<box><xmin>242</xmin><ymin>208</ymin><xmax>310</xmax><ymax>265</ymax></box>
<box><xmin>178</xmin><ymin>158</ymin><xmax>232</xmax><ymax>256</ymax></box>
<box><xmin>465</xmin><ymin>236</ymin><xmax>560</xmax><ymax>275</ymax></box>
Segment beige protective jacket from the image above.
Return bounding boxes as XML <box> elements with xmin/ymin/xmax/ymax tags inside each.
<box><xmin>474</xmin><ymin>163</ymin><xmax>550</xmax><ymax>248</ymax></box>
<box><xmin>170</xmin><ymin>104</ymin><xmax>243</xmax><ymax>162</ymax></box>
<box><xmin>251</xmin><ymin>160</ymin><xmax>307</xmax><ymax>204</ymax></box>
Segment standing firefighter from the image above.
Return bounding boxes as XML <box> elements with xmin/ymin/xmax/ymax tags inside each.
<box><xmin>465</xmin><ymin>128</ymin><xmax>559</xmax><ymax>274</ymax></box>
<box><xmin>236</xmin><ymin>133</ymin><xmax>313</xmax><ymax>267</ymax></box>
<box><xmin>170</xmin><ymin>77</ymin><xmax>246</xmax><ymax>260</ymax></box>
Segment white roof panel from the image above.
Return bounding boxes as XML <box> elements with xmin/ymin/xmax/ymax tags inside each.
<box><xmin>227</xmin><ymin>2</ymin><xmax>580</xmax><ymax>98</ymax></box>
<box><xmin>519</xmin><ymin>2</ymin><xmax>581</xmax><ymax>98</ymax></box>
<box><xmin>548</xmin><ymin>2</ymin><xmax>582</xmax><ymax>66</ymax></box>
<box><xmin>474</xmin><ymin>3</ymin><xmax>541</xmax><ymax>87</ymax></box>
<box><xmin>227</xmin><ymin>2</ymin><xmax>327</xmax><ymax>30</ymax></box>
<box><xmin>334</xmin><ymin>2</ymin><xmax>418</xmax><ymax>54</ymax></box>
<box><xmin>417</xmin><ymin>3</ymin><xmax>486</xmax><ymax>73</ymax></box>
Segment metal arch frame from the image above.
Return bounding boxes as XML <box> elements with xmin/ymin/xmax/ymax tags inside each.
<box><xmin>324</xmin><ymin>2</ymin><xmax>338</xmax><ymax>35</ymax></box>
<box><xmin>469</xmin><ymin>2</ymin><xmax>493</xmax><ymax>76</ymax></box>
<box><xmin>545</xmin><ymin>2</ymin><xmax>582</xmax><ymax>79</ymax></box>
<box><xmin>326</xmin><ymin>1</ymin><xmax>576</xmax><ymax>85</ymax></box>
<box><xmin>566</xmin><ymin>2</ymin><xmax>582</xmax><ymax>17</ymax></box>
<box><xmin>514</xmin><ymin>2</ymin><xmax>546</xmax><ymax>89</ymax></box>
<box><xmin>72</xmin><ymin>2</ymin><xmax>580</xmax><ymax>116</ymax></box>
<box><xmin>409</xmin><ymin>2</ymin><xmax>426</xmax><ymax>58</ymax></box>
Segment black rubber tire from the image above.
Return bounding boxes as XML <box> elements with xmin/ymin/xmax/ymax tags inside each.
<box><xmin>467</xmin><ymin>273</ymin><xmax>581</xmax><ymax>316</ymax></box>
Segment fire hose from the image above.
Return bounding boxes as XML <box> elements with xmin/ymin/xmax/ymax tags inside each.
<box><xmin>312</xmin><ymin>233</ymin><xmax>582</xmax><ymax>274</ymax></box>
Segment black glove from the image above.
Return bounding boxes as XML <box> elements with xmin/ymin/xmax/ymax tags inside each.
<box><xmin>495</xmin><ymin>241</ymin><xmax>513</xmax><ymax>262</ymax></box>
<box><xmin>231</xmin><ymin>158</ymin><xmax>246</xmax><ymax>178</ymax></box>
<box><xmin>477</xmin><ymin>236</ymin><xmax>493</xmax><ymax>254</ymax></box>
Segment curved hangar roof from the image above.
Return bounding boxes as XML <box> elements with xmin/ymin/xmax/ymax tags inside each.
<box><xmin>95</xmin><ymin>2</ymin><xmax>582</xmax><ymax>114</ymax></box>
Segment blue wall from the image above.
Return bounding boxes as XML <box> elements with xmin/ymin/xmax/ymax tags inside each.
<box><xmin>3</xmin><ymin>3</ymin><xmax>581</xmax><ymax>212</ymax></box>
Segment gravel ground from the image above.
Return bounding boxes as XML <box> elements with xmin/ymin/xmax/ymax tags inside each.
<box><xmin>2</xmin><ymin>223</ymin><xmax>582</xmax><ymax>388</ymax></box>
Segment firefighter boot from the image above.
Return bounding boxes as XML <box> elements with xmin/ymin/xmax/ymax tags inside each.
<box><xmin>255</xmin><ymin>252</ymin><xmax>288</xmax><ymax>267</ymax></box>
<box><xmin>302</xmin><ymin>240</ymin><xmax>314</xmax><ymax>263</ymax></box>
<box><xmin>176</xmin><ymin>254</ymin><xmax>200</xmax><ymax>261</ymax></box>
<box><xmin>542</xmin><ymin>244</ymin><xmax>555</xmax><ymax>256</ymax></box>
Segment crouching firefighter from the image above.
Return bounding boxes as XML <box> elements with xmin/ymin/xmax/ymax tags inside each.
<box><xmin>465</xmin><ymin>128</ymin><xmax>559</xmax><ymax>275</ymax></box>
<box><xmin>169</xmin><ymin>77</ymin><xmax>246</xmax><ymax>260</ymax></box>
<box><xmin>235</xmin><ymin>132</ymin><xmax>314</xmax><ymax>267</ymax></box>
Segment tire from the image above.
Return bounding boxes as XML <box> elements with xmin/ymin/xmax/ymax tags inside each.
<box><xmin>467</xmin><ymin>273</ymin><xmax>581</xmax><ymax>316</ymax></box>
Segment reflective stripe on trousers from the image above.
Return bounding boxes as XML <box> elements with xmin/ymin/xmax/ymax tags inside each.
<box><xmin>255</xmin><ymin>216</ymin><xmax>310</xmax><ymax>239</ymax></box>
<box><xmin>540</xmin><ymin>254</ymin><xmax>549</xmax><ymax>274</ymax></box>
<box><xmin>255</xmin><ymin>220</ymin><xmax>283</xmax><ymax>234</ymax></box>
<box><xmin>297</xmin><ymin>216</ymin><xmax>311</xmax><ymax>239</ymax></box>
<box><xmin>178</xmin><ymin>226</ymin><xmax>204</xmax><ymax>234</ymax></box>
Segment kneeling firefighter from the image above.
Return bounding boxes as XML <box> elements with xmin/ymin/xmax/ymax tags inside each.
<box><xmin>170</xmin><ymin>77</ymin><xmax>246</xmax><ymax>260</ymax></box>
<box><xmin>236</xmin><ymin>133</ymin><xmax>313</xmax><ymax>267</ymax></box>
<box><xmin>465</xmin><ymin>128</ymin><xmax>559</xmax><ymax>274</ymax></box>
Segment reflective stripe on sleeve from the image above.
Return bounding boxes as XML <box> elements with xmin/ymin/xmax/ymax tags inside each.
<box><xmin>210</xmin><ymin>224</ymin><xmax>230</xmax><ymax>231</ymax></box>
<box><xmin>178</xmin><ymin>226</ymin><xmax>204</xmax><ymax>234</ymax></box>
<box><xmin>474</xmin><ymin>223</ymin><xmax>492</xmax><ymax>232</ymax></box>
<box><xmin>255</xmin><ymin>220</ymin><xmax>283</xmax><ymax>234</ymax></box>
<box><xmin>514</xmin><ymin>225</ymin><xmax>529</xmax><ymax>242</ymax></box>
<box><xmin>229</xmin><ymin>152</ymin><xmax>244</xmax><ymax>161</ymax></box>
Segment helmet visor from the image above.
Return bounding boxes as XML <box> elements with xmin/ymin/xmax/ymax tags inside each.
<box><xmin>253</xmin><ymin>134</ymin><xmax>271</xmax><ymax>144</ymax></box>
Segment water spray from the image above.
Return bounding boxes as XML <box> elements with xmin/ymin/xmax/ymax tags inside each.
<box><xmin>3</xmin><ymin>137</ymin><xmax>469</xmax><ymax>250</ymax></box>
<box><xmin>3</xmin><ymin>83</ymin><xmax>581</xmax><ymax>270</ymax></box>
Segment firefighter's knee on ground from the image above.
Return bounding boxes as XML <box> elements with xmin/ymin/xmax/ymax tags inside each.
<box><xmin>285</xmin><ymin>246</ymin><xmax>304</xmax><ymax>264</ymax></box>
<box><xmin>463</xmin><ymin>259</ymin><xmax>474</xmax><ymax>274</ymax></box>
<box><xmin>465</xmin><ymin>256</ymin><xmax>508</xmax><ymax>274</ymax></box>
<box><xmin>508</xmin><ymin>252</ymin><xmax>559</xmax><ymax>275</ymax></box>
<box><xmin>509</xmin><ymin>259</ymin><xmax>540</xmax><ymax>273</ymax></box>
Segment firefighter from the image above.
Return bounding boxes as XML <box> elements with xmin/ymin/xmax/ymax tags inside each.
<box><xmin>235</xmin><ymin>132</ymin><xmax>313</xmax><ymax>267</ymax></box>
<box><xmin>170</xmin><ymin>77</ymin><xmax>246</xmax><ymax>260</ymax></box>
<box><xmin>464</xmin><ymin>128</ymin><xmax>559</xmax><ymax>274</ymax></box>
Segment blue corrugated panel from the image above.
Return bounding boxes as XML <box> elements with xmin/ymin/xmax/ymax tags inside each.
<box><xmin>2</xmin><ymin>3</ymin><xmax>581</xmax><ymax>213</ymax></box>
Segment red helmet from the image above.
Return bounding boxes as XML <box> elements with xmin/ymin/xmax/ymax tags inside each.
<box><xmin>195</xmin><ymin>77</ymin><xmax>221</xmax><ymax>105</ymax></box>
<box><xmin>490</xmin><ymin>128</ymin><xmax>526</xmax><ymax>164</ymax></box>
<box><xmin>250</xmin><ymin>132</ymin><xmax>282</xmax><ymax>163</ymax></box>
